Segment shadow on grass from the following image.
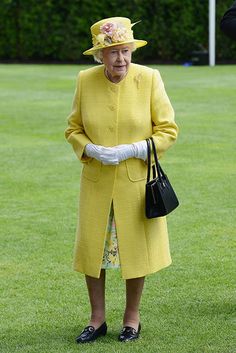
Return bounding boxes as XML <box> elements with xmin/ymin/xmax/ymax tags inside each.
<box><xmin>1</xmin><ymin>324</ymin><xmax>126</xmax><ymax>352</ymax></box>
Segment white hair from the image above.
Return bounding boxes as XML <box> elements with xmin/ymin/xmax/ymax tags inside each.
<box><xmin>93</xmin><ymin>49</ymin><xmax>104</xmax><ymax>63</ymax></box>
<box><xmin>93</xmin><ymin>43</ymin><xmax>137</xmax><ymax>64</ymax></box>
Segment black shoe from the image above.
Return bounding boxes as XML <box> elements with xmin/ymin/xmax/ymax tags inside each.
<box><xmin>76</xmin><ymin>322</ymin><xmax>107</xmax><ymax>343</ymax></box>
<box><xmin>118</xmin><ymin>323</ymin><xmax>141</xmax><ymax>342</ymax></box>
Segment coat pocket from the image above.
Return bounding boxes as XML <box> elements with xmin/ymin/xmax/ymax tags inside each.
<box><xmin>125</xmin><ymin>158</ymin><xmax>147</xmax><ymax>182</ymax></box>
<box><xmin>82</xmin><ymin>158</ymin><xmax>101</xmax><ymax>182</ymax></box>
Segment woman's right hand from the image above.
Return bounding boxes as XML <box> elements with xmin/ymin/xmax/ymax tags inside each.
<box><xmin>85</xmin><ymin>144</ymin><xmax>119</xmax><ymax>165</ymax></box>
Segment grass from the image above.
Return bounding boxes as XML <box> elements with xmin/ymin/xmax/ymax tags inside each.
<box><xmin>0</xmin><ymin>63</ymin><xmax>235</xmax><ymax>353</ymax></box>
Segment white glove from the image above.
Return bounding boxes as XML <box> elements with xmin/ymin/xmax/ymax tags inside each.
<box><xmin>85</xmin><ymin>140</ymin><xmax>147</xmax><ymax>165</ymax></box>
<box><xmin>85</xmin><ymin>144</ymin><xmax>119</xmax><ymax>165</ymax></box>
<box><xmin>113</xmin><ymin>144</ymin><xmax>135</xmax><ymax>162</ymax></box>
<box><xmin>113</xmin><ymin>140</ymin><xmax>147</xmax><ymax>162</ymax></box>
<box><xmin>132</xmin><ymin>140</ymin><xmax>147</xmax><ymax>161</ymax></box>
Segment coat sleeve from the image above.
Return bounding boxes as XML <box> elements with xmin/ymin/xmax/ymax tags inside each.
<box><xmin>65</xmin><ymin>71</ymin><xmax>92</xmax><ymax>163</ymax></box>
<box><xmin>220</xmin><ymin>1</ymin><xmax>236</xmax><ymax>40</ymax></box>
<box><xmin>151</xmin><ymin>69</ymin><xmax>178</xmax><ymax>157</ymax></box>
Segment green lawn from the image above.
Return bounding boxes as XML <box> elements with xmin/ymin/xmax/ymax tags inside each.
<box><xmin>0</xmin><ymin>63</ymin><xmax>235</xmax><ymax>353</ymax></box>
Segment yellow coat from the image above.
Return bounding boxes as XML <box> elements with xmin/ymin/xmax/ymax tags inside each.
<box><xmin>65</xmin><ymin>63</ymin><xmax>178</xmax><ymax>279</ymax></box>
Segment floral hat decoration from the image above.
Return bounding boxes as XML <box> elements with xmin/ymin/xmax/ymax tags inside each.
<box><xmin>83</xmin><ymin>17</ymin><xmax>147</xmax><ymax>55</ymax></box>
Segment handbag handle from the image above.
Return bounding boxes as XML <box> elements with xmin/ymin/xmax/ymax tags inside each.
<box><xmin>146</xmin><ymin>138</ymin><xmax>151</xmax><ymax>182</ymax></box>
<box><xmin>146</xmin><ymin>137</ymin><xmax>165</xmax><ymax>185</ymax></box>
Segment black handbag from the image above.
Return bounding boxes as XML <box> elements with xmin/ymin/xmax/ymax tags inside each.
<box><xmin>145</xmin><ymin>137</ymin><xmax>179</xmax><ymax>218</ymax></box>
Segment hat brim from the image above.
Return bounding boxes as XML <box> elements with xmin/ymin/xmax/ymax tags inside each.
<box><xmin>83</xmin><ymin>39</ymin><xmax>147</xmax><ymax>55</ymax></box>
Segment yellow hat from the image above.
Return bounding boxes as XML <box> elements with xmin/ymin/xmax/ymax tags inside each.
<box><xmin>83</xmin><ymin>17</ymin><xmax>147</xmax><ymax>55</ymax></box>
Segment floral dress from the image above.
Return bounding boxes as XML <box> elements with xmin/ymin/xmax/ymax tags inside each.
<box><xmin>101</xmin><ymin>203</ymin><xmax>120</xmax><ymax>269</ymax></box>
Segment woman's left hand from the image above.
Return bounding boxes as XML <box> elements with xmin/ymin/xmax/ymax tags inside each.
<box><xmin>114</xmin><ymin>140</ymin><xmax>147</xmax><ymax>162</ymax></box>
<box><xmin>113</xmin><ymin>144</ymin><xmax>135</xmax><ymax>162</ymax></box>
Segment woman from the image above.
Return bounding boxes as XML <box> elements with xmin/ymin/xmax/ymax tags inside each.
<box><xmin>65</xmin><ymin>17</ymin><xmax>178</xmax><ymax>343</ymax></box>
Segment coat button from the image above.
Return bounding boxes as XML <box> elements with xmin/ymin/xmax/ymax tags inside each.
<box><xmin>109</xmin><ymin>126</ymin><xmax>114</xmax><ymax>132</ymax></box>
<box><xmin>109</xmin><ymin>105</ymin><xmax>115</xmax><ymax>111</ymax></box>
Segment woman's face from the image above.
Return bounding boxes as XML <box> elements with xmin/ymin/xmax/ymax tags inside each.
<box><xmin>102</xmin><ymin>44</ymin><xmax>132</xmax><ymax>83</ymax></box>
